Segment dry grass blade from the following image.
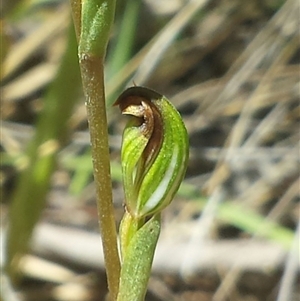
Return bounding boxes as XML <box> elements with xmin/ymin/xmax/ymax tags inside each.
<box><xmin>131</xmin><ymin>0</ymin><xmax>210</xmax><ymax>85</ymax></box>
<box><xmin>277</xmin><ymin>220</ymin><xmax>300</xmax><ymax>301</ymax></box>
<box><xmin>2</xmin><ymin>6</ymin><xmax>69</xmax><ymax>80</ymax></box>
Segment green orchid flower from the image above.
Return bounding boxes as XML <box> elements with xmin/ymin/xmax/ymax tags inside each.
<box><xmin>115</xmin><ymin>86</ymin><xmax>189</xmax><ymax>301</ymax></box>
<box><xmin>115</xmin><ymin>86</ymin><xmax>189</xmax><ymax>219</ymax></box>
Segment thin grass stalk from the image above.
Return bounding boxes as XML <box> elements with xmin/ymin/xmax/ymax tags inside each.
<box><xmin>70</xmin><ymin>1</ymin><xmax>120</xmax><ymax>299</ymax></box>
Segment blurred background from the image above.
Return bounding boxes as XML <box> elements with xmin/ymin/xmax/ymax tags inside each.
<box><xmin>1</xmin><ymin>0</ymin><xmax>299</xmax><ymax>300</ymax></box>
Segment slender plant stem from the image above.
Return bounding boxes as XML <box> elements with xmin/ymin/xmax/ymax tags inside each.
<box><xmin>70</xmin><ymin>1</ymin><xmax>120</xmax><ymax>299</ymax></box>
<box><xmin>79</xmin><ymin>54</ymin><xmax>120</xmax><ymax>301</ymax></box>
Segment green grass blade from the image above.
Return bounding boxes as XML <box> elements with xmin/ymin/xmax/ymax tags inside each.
<box><xmin>6</xmin><ymin>23</ymin><xmax>81</xmax><ymax>282</ymax></box>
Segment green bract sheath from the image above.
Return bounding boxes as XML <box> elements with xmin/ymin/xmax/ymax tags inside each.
<box><xmin>115</xmin><ymin>86</ymin><xmax>189</xmax><ymax>218</ymax></box>
<box><xmin>117</xmin><ymin>215</ymin><xmax>161</xmax><ymax>301</ymax></box>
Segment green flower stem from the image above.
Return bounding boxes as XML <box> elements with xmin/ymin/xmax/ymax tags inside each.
<box><xmin>70</xmin><ymin>1</ymin><xmax>120</xmax><ymax>300</ymax></box>
<box><xmin>79</xmin><ymin>55</ymin><xmax>120</xmax><ymax>300</ymax></box>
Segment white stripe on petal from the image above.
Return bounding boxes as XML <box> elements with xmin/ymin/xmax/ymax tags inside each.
<box><xmin>142</xmin><ymin>147</ymin><xmax>178</xmax><ymax>213</ymax></box>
